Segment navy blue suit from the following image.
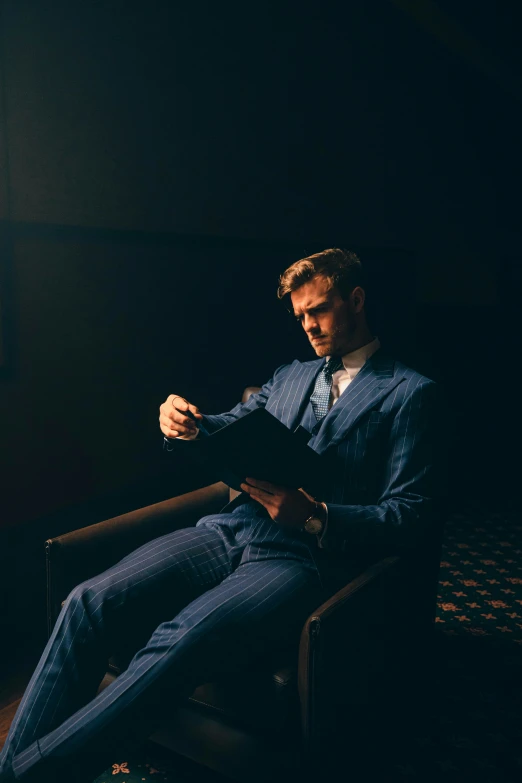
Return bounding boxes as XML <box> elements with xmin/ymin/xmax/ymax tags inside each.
<box><xmin>0</xmin><ymin>347</ymin><xmax>441</xmax><ymax>782</ymax></box>
<box><xmin>206</xmin><ymin>347</ymin><xmax>442</xmax><ymax>561</ymax></box>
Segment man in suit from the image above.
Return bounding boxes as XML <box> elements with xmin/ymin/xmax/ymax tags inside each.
<box><xmin>0</xmin><ymin>248</ymin><xmax>442</xmax><ymax>782</ymax></box>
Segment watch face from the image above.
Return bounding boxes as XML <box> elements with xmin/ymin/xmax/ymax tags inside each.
<box><xmin>305</xmin><ymin>516</ymin><xmax>322</xmax><ymax>535</ymax></box>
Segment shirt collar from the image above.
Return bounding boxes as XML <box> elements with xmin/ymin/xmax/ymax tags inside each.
<box><xmin>328</xmin><ymin>336</ymin><xmax>381</xmax><ymax>374</ymax></box>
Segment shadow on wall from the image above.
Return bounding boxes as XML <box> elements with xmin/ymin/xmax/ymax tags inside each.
<box><xmin>0</xmin><ymin>230</ymin><xmax>419</xmax><ymax>530</ymax></box>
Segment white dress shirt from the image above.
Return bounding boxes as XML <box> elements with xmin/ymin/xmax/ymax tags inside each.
<box><xmin>329</xmin><ymin>336</ymin><xmax>381</xmax><ymax>408</ymax></box>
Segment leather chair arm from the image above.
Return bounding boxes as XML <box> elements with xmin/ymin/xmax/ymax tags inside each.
<box><xmin>46</xmin><ymin>482</ymin><xmax>229</xmax><ymax>636</ymax></box>
<box><xmin>298</xmin><ymin>555</ymin><xmax>403</xmax><ymax>751</ymax></box>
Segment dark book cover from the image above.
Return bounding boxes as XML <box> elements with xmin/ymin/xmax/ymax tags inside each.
<box><xmin>168</xmin><ymin>408</ymin><xmax>325</xmax><ymax>495</ymax></box>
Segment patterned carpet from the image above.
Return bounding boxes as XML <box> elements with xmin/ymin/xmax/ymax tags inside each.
<box><xmin>93</xmin><ymin>507</ymin><xmax>522</xmax><ymax>783</ymax></box>
<box><xmin>386</xmin><ymin>507</ymin><xmax>522</xmax><ymax>782</ymax></box>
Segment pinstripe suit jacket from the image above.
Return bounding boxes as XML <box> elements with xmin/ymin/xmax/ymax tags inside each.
<box><xmin>202</xmin><ymin>346</ymin><xmax>443</xmax><ymax>561</ymax></box>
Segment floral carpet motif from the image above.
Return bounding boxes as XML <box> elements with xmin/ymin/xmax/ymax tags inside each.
<box><xmin>94</xmin><ymin>508</ymin><xmax>522</xmax><ymax>783</ymax></box>
<box><xmin>385</xmin><ymin>507</ymin><xmax>522</xmax><ymax>782</ymax></box>
<box><xmin>435</xmin><ymin>510</ymin><xmax>522</xmax><ymax>639</ymax></box>
<box><xmin>92</xmin><ymin>745</ymin><xmax>228</xmax><ymax>782</ymax></box>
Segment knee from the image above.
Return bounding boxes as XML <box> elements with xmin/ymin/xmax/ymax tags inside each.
<box><xmin>64</xmin><ymin>576</ymin><xmax>106</xmax><ymax>616</ymax></box>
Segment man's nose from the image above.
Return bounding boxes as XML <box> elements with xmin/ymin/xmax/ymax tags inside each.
<box><xmin>303</xmin><ymin>314</ymin><xmax>319</xmax><ymax>333</ymax></box>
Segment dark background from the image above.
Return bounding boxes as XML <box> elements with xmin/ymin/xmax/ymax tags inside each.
<box><xmin>0</xmin><ymin>0</ymin><xmax>520</xmax><ymax>657</ymax></box>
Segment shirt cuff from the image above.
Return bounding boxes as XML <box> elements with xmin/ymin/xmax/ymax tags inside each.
<box><xmin>163</xmin><ymin>432</ymin><xmax>198</xmax><ymax>452</ymax></box>
<box><xmin>176</xmin><ymin>430</ymin><xmax>199</xmax><ymax>441</ymax></box>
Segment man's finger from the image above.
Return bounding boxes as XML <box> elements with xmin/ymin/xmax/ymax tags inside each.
<box><xmin>163</xmin><ymin>416</ymin><xmax>193</xmax><ymax>435</ymax></box>
<box><xmin>241</xmin><ymin>485</ymin><xmax>273</xmax><ymax>510</ymax></box>
<box><xmin>241</xmin><ymin>483</ymin><xmax>268</xmax><ymax>499</ymax></box>
<box><xmin>244</xmin><ymin>477</ymin><xmax>277</xmax><ymax>495</ymax></box>
<box><xmin>161</xmin><ymin>412</ymin><xmax>195</xmax><ymax>434</ymax></box>
<box><xmin>171</xmin><ymin>395</ymin><xmax>189</xmax><ymax>411</ymax></box>
<box><xmin>187</xmin><ymin>403</ymin><xmax>203</xmax><ymax>420</ymax></box>
<box><xmin>171</xmin><ymin>397</ymin><xmax>202</xmax><ymax>424</ymax></box>
<box><xmin>175</xmin><ymin>413</ymin><xmax>197</xmax><ymax>429</ymax></box>
<box><xmin>162</xmin><ymin>422</ymin><xmax>180</xmax><ymax>436</ymax></box>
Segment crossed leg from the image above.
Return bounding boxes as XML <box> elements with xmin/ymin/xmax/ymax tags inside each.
<box><xmin>1</xmin><ymin>524</ymin><xmax>323</xmax><ymax>782</ymax></box>
<box><xmin>0</xmin><ymin>524</ymin><xmax>233</xmax><ymax>781</ymax></box>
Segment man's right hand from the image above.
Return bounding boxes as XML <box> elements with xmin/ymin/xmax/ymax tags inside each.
<box><xmin>159</xmin><ymin>394</ymin><xmax>204</xmax><ymax>440</ymax></box>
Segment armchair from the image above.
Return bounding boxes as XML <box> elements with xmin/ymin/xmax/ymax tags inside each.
<box><xmin>44</xmin><ymin>391</ymin><xmax>443</xmax><ymax>782</ymax></box>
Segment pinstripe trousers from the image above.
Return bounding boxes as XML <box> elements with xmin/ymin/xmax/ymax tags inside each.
<box><xmin>0</xmin><ymin>502</ymin><xmax>325</xmax><ymax>782</ymax></box>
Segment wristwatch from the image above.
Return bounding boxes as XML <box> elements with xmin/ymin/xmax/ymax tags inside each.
<box><xmin>303</xmin><ymin>501</ymin><xmax>326</xmax><ymax>535</ymax></box>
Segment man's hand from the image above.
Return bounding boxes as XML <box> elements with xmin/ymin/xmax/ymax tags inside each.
<box><xmin>240</xmin><ymin>478</ymin><xmax>316</xmax><ymax>529</ymax></box>
<box><xmin>159</xmin><ymin>394</ymin><xmax>203</xmax><ymax>440</ymax></box>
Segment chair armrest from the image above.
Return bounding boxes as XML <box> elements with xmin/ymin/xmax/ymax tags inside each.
<box><xmin>298</xmin><ymin>555</ymin><xmax>406</xmax><ymax>750</ymax></box>
<box><xmin>46</xmin><ymin>482</ymin><xmax>229</xmax><ymax>636</ymax></box>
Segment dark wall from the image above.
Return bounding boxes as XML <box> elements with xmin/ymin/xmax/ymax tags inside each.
<box><xmin>1</xmin><ymin>1</ymin><xmax>519</xmax><ymax>250</ymax></box>
<box><xmin>0</xmin><ymin>1</ymin><xmax>519</xmax><ymax>524</ymax></box>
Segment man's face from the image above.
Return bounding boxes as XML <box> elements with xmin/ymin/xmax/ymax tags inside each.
<box><xmin>290</xmin><ymin>274</ymin><xmax>358</xmax><ymax>357</ymax></box>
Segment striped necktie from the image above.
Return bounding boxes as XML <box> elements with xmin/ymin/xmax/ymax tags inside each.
<box><xmin>309</xmin><ymin>356</ymin><xmax>344</xmax><ymax>422</ymax></box>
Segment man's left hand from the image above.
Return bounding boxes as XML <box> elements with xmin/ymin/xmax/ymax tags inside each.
<box><xmin>240</xmin><ymin>478</ymin><xmax>315</xmax><ymax>529</ymax></box>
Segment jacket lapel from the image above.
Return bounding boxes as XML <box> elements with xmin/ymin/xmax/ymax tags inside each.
<box><xmin>269</xmin><ymin>359</ymin><xmax>323</xmax><ymax>431</ymax></box>
<box><xmin>312</xmin><ymin>348</ymin><xmax>405</xmax><ymax>454</ymax></box>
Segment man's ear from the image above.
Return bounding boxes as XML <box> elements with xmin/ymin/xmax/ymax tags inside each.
<box><xmin>352</xmin><ymin>286</ymin><xmax>365</xmax><ymax>312</ymax></box>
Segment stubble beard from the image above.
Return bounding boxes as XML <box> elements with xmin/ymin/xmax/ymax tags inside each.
<box><xmin>311</xmin><ymin>319</ymin><xmax>357</xmax><ymax>358</ymax></box>
<box><xmin>310</xmin><ymin>335</ymin><xmax>335</xmax><ymax>357</ymax></box>
<box><xmin>313</xmin><ymin>343</ymin><xmax>331</xmax><ymax>357</ymax></box>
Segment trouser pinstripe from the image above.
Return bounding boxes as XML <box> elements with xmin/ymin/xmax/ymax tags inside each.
<box><xmin>0</xmin><ymin>504</ymin><xmax>325</xmax><ymax>782</ymax></box>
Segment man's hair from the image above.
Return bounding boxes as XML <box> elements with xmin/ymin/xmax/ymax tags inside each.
<box><xmin>277</xmin><ymin>248</ymin><xmax>364</xmax><ymax>304</ymax></box>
